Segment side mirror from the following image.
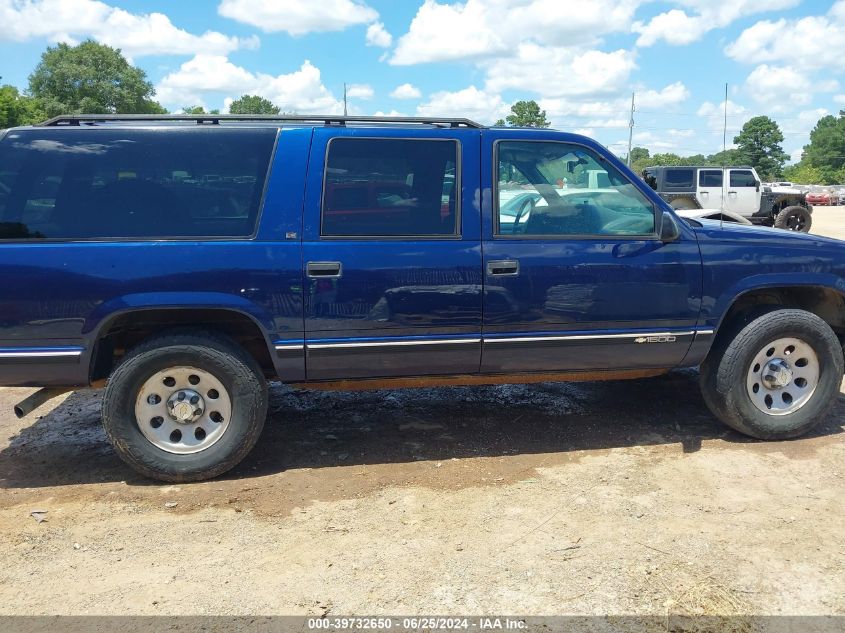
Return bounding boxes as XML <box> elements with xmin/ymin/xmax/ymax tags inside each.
<box><xmin>755</xmin><ymin>181</ymin><xmax>761</xmax><ymax>191</ymax></box>
<box><xmin>659</xmin><ymin>210</ymin><xmax>680</xmax><ymax>242</ymax></box>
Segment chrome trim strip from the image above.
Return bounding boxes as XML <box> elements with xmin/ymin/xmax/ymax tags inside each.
<box><xmin>483</xmin><ymin>331</ymin><xmax>695</xmax><ymax>344</ymax></box>
<box><xmin>307</xmin><ymin>338</ymin><xmax>481</xmax><ymax>350</ymax></box>
<box><xmin>695</xmin><ymin>329</ymin><xmax>715</xmax><ymax>336</ymax></box>
<box><xmin>0</xmin><ymin>350</ymin><xmax>83</xmax><ymax>358</ymax></box>
<box><xmin>274</xmin><ymin>344</ymin><xmax>305</xmax><ymax>351</ymax></box>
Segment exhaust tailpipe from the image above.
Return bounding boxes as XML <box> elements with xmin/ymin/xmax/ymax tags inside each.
<box><xmin>14</xmin><ymin>388</ymin><xmax>71</xmax><ymax>419</ymax></box>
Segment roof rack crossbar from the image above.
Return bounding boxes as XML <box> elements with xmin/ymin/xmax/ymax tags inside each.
<box><xmin>37</xmin><ymin>114</ymin><xmax>485</xmax><ymax>129</ymax></box>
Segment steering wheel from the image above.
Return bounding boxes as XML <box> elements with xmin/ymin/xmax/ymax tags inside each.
<box><xmin>511</xmin><ymin>196</ymin><xmax>536</xmax><ymax>234</ymax></box>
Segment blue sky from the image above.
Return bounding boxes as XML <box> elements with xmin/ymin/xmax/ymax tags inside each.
<box><xmin>1</xmin><ymin>0</ymin><xmax>843</xmax><ymax>161</ymax></box>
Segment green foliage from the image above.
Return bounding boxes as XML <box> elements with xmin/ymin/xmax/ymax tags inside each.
<box><xmin>497</xmin><ymin>100</ymin><xmax>550</xmax><ymax>128</ymax></box>
<box><xmin>181</xmin><ymin>106</ymin><xmax>220</xmax><ymax>114</ymax></box>
<box><xmin>28</xmin><ymin>40</ymin><xmax>166</xmax><ymax>116</ymax></box>
<box><xmin>782</xmin><ymin>162</ymin><xmax>826</xmax><ymax>185</ymax></box>
<box><xmin>733</xmin><ymin>115</ymin><xmax>788</xmax><ymax>180</ymax></box>
<box><xmin>0</xmin><ymin>84</ymin><xmax>46</xmax><ymax>128</ymax></box>
<box><xmin>229</xmin><ymin>94</ymin><xmax>280</xmax><ymax>115</ymax></box>
<box><xmin>800</xmin><ymin>111</ymin><xmax>845</xmax><ymax>184</ymax></box>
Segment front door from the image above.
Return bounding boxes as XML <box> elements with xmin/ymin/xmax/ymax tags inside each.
<box><xmin>302</xmin><ymin>128</ymin><xmax>482</xmax><ymax>380</ymax></box>
<box><xmin>725</xmin><ymin>168</ymin><xmax>759</xmax><ymax>215</ymax></box>
<box><xmin>480</xmin><ymin>133</ymin><xmax>703</xmax><ymax>374</ymax></box>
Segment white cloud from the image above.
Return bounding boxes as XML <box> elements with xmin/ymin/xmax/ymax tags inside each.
<box><xmin>416</xmin><ymin>86</ymin><xmax>508</xmax><ymax>124</ymax></box>
<box><xmin>725</xmin><ymin>1</ymin><xmax>845</xmax><ymax>72</ymax></box>
<box><xmin>155</xmin><ymin>55</ymin><xmax>342</xmax><ymax>113</ymax></box>
<box><xmin>346</xmin><ymin>83</ymin><xmax>374</xmax><ymax>100</ymax></box>
<box><xmin>744</xmin><ymin>65</ymin><xmax>812</xmax><ymax>111</ymax></box>
<box><xmin>217</xmin><ymin>0</ymin><xmax>378</xmax><ymax>35</ymax></box>
<box><xmin>484</xmin><ymin>45</ymin><xmax>636</xmax><ymax>98</ymax></box>
<box><xmin>0</xmin><ymin>0</ymin><xmax>256</xmax><ymax>57</ymax></box>
<box><xmin>834</xmin><ymin>95</ymin><xmax>845</xmax><ymax>105</ymax></box>
<box><xmin>635</xmin><ymin>82</ymin><xmax>691</xmax><ymax>109</ymax></box>
<box><xmin>390</xmin><ymin>83</ymin><xmax>422</xmax><ymax>100</ymax></box>
<box><xmin>634</xmin><ymin>0</ymin><xmax>800</xmax><ymax>47</ymax></box>
<box><xmin>390</xmin><ymin>0</ymin><xmax>640</xmax><ymax>65</ymax></box>
<box><xmin>365</xmin><ymin>21</ymin><xmax>392</xmax><ymax>47</ymax></box>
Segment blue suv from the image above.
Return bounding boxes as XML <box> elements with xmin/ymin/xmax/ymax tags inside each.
<box><xmin>2</xmin><ymin>114</ymin><xmax>844</xmax><ymax>481</ymax></box>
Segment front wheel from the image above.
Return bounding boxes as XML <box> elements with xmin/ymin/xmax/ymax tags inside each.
<box><xmin>774</xmin><ymin>205</ymin><xmax>812</xmax><ymax>232</ymax></box>
<box><xmin>102</xmin><ymin>331</ymin><xmax>268</xmax><ymax>482</ymax></box>
<box><xmin>700</xmin><ymin>309</ymin><xmax>843</xmax><ymax>439</ymax></box>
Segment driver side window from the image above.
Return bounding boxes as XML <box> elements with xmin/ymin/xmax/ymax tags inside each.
<box><xmin>495</xmin><ymin>141</ymin><xmax>656</xmax><ymax>237</ymax></box>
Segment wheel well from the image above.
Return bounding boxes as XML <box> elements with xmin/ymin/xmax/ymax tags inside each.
<box><xmin>713</xmin><ymin>286</ymin><xmax>845</xmax><ymax>351</ymax></box>
<box><xmin>90</xmin><ymin>309</ymin><xmax>276</xmax><ymax>381</ymax></box>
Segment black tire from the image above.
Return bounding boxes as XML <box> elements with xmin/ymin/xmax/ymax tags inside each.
<box><xmin>700</xmin><ymin>309</ymin><xmax>843</xmax><ymax>440</ymax></box>
<box><xmin>102</xmin><ymin>331</ymin><xmax>268</xmax><ymax>482</ymax></box>
<box><xmin>774</xmin><ymin>205</ymin><xmax>811</xmax><ymax>232</ymax></box>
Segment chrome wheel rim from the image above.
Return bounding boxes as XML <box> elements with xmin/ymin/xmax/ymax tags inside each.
<box><xmin>135</xmin><ymin>366</ymin><xmax>232</xmax><ymax>454</ymax></box>
<box><xmin>745</xmin><ymin>337</ymin><xmax>819</xmax><ymax>416</ymax></box>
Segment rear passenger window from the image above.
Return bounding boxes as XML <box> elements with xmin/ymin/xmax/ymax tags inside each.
<box><xmin>322</xmin><ymin>138</ymin><xmax>458</xmax><ymax>237</ymax></box>
<box><xmin>0</xmin><ymin>128</ymin><xmax>276</xmax><ymax>240</ymax></box>
<box><xmin>699</xmin><ymin>170</ymin><xmax>723</xmax><ymax>187</ymax></box>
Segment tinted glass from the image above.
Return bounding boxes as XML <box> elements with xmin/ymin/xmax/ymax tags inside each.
<box><xmin>664</xmin><ymin>168</ymin><xmax>694</xmax><ymax>189</ymax></box>
<box><xmin>496</xmin><ymin>141</ymin><xmax>655</xmax><ymax>237</ymax></box>
<box><xmin>322</xmin><ymin>138</ymin><xmax>458</xmax><ymax>237</ymax></box>
<box><xmin>642</xmin><ymin>169</ymin><xmax>658</xmax><ymax>190</ymax></box>
<box><xmin>0</xmin><ymin>128</ymin><xmax>276</xmax><ymax>240</ymax></box>
<box><xmin>730</xmin><ymin>170</ymin><xmax>757</xmax><ymax>187</ymax></box>
<box><xmin>699</xmin><ymin>169</ymin><xmax>723</xmax><ymax>187</ymax></box>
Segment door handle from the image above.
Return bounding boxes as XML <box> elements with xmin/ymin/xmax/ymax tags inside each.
<box><xmin>728</xmin><ymin>190</ymin><xmax>738</xmax><ymax>195</ymax></box>
<box><xmin>487</xmin><ymin>260</ymin><xmax>519</xmax><ymax>276</ymax></box>
<box><xmin>307</xmin><ymin>261</ymin><xmax>342</xmax><ymax>278</ymax></box>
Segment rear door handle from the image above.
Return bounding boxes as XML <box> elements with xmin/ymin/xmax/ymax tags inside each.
<box><xmin>307</xmin><ymin>261</ymin><xmax>342</xmax><ymax>278</ymax></box>
<box><xmin>487</xmin><ymin>260</ymin><xmax>519</xmax><ymax>276</ymax></box>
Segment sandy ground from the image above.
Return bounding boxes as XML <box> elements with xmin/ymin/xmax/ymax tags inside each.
<box><xmin>0</xmin><ymin>207</ymin><xmax>844</xmax><ymax>620</ymax></box>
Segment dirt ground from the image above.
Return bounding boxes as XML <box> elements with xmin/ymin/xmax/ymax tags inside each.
<box><xmin>1</xmin><ymin>208</ymin><xmax>844</xmax><ymax>620</ymax></box>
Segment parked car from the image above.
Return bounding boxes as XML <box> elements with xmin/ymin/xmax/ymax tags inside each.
<box><xmin>806</xmin><ymin>190</ymin><xmax>835</xmax><ymax>206</ymax></box>
<box><xmin>642</xmin><ymin>166</ymin><xmax>812</xmax><ymax>232</ymax></box>
<box><xmin>2</xmin><ymin>114</ymin><xmax>845</xmax><ymax>482</ymax></box>
<box><xmin>674</xmin><ymin>208</ymin><xmax>752</xmax><ymax>225</ymax></box>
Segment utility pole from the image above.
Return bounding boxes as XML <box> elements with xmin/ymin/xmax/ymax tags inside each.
<box><xmin>343</xmin><ymin>83</ymin><xmax>348</xmax><ymax>117</ymax></box>
<box><xmin>626</xmin><ymin>92</ymin><xmax>635</xmax><ymax>167</ymax></box>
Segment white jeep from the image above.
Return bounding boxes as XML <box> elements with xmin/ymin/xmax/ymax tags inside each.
<box><xmin>642</xmin><ymin>166</ymin><xmax>812</xmax><ymax>232</ymax></box>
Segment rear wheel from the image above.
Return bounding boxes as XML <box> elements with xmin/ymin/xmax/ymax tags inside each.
<box><xmin>774</xmin><ymin>205</ymin><xmax>812</xmax><ymax>232</ymax></box>
<box><xmin>102</xmin><ymin>331</ymin><xmax>268</xmax><ymax>482</ymax></box>
<box><xmin>700</xmin><ymin>310</ymin><xmax>842</xmax><ymax>439</ymax></box>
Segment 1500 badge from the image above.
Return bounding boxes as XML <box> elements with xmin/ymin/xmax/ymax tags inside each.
<box><xmin>634</xmin><ymin>335</ymin><xmax>677</xmax><ymax>343</ymax></box>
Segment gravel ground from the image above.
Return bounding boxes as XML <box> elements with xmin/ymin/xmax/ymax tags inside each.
<box><xmin>0</xmin><ymin>207</ymin><xmax>844</xmax><ymax>621</ymax></box>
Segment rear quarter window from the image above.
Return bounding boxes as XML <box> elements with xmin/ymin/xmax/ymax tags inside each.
<box><xmin>0</xmin><ymin>127</ymin><xmax>277</xmax><ymax>240</ymax></box>
<box><xmin>663</xmin><ymin>168</ymin><xmax>694</xmax><ymax>190</ymax></box>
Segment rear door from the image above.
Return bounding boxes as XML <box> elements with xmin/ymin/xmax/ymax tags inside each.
<box><xmin>697</xmin><ymin>169</ymin><xmax>723</xmax><ymax>208</ymax></box>
<box><xmin>301</xmin><ymin>127</ymin><xmax>482</xmax><ymax>380</ymax></box>
<box><xmin>481</xmin><ymin>132</ymin><xmax>703</xmax><ymax>374</ymax></box>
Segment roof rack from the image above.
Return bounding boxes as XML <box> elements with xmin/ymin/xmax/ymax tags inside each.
<box><xmin>37</xmin><ymin>114</ymin><xmax>485</xmax><ymax>129</ymax></box>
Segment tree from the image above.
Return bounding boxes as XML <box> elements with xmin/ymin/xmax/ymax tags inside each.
<box><xmin>733</xmin><ymin>115</ymin><xmax>788</xmax><ymax>180</ymax></box>
<box><xmin>801</xmin><ymin>111</ymin><xmax>845</xmax><ymax>184</ymax></box>
<box><xmin>782</xmin><ymin>162</ymin><xmax>825</xmax><ymax>185</ymax></box>
<box><xmin>706</xmin><ymin>148</ymin><xmax>743</xmax><ymax>167</ymax></box>
<box><xmin>181</xmin><ymin>106</ymin><xmax>220</xmax><ymax>115</ymax></box>
<box><xmin>495</xmin><ymin>100</ymin><xmax>550</xmax><ymax>128</ymax></box>
<box><xmin>628</xmin><ymin>147</ymin><xmax>651</xmax><ymax>174</ymax></box>
<box><xmin>0</xmin><ymin>83</ymin><xmax>46</xmax><ymax>128</ymax></box>
<box><xmin>229</xmin><ymin>95</ymin><xmax>280</xmax><ymax>115</ymax></box>
<box><xmin>28</xmin><ymin>40</ymin><xmax>166</xmax><ymax>117</ymax></box>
